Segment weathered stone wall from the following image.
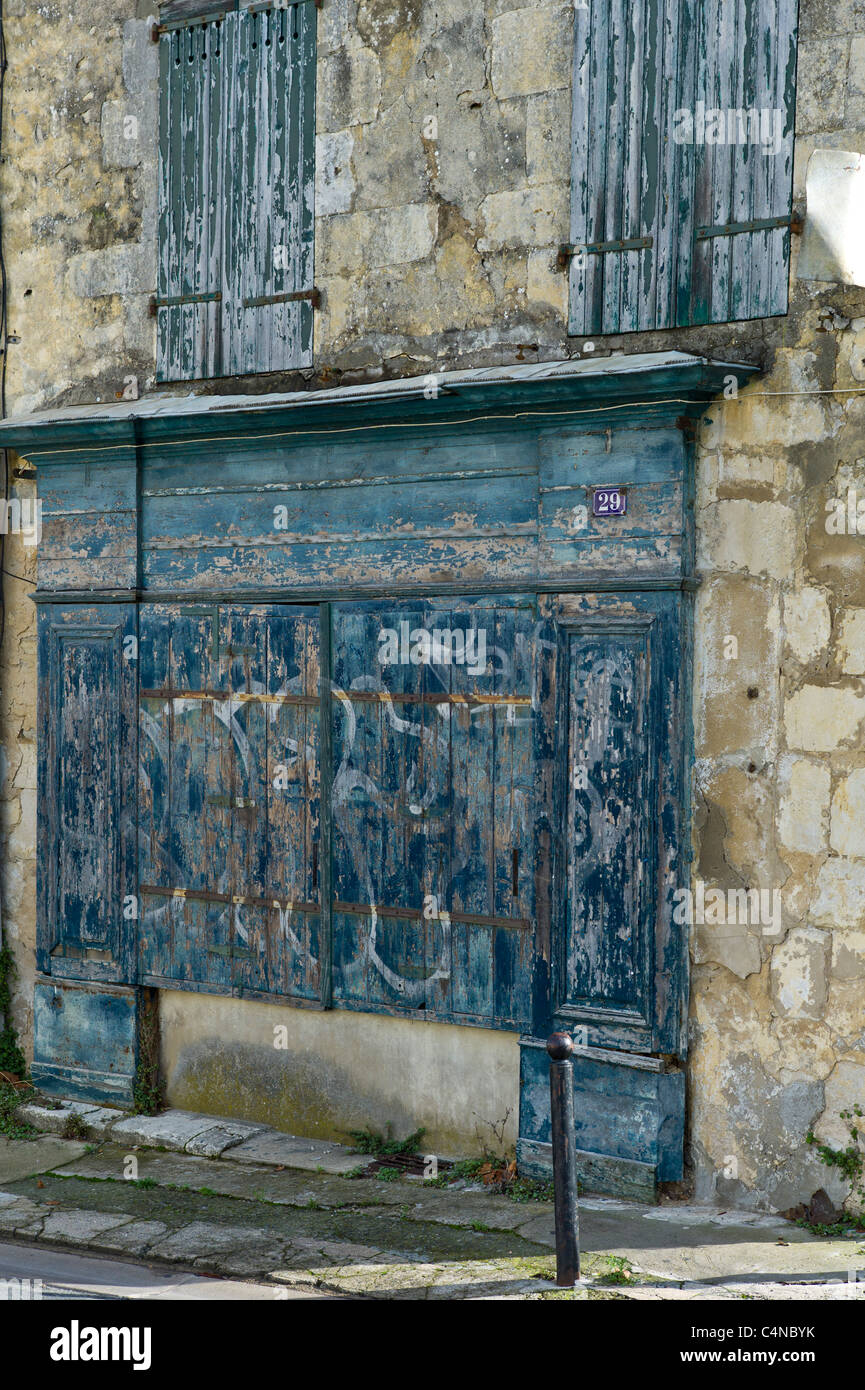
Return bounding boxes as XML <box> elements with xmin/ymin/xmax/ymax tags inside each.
<box><xmin>1</xmin><ymin>0</ymin><xmax>863</xmax><ymax>1206</ymax></box>
<box><xmin>685</xmin><ymin>0</ymin><xmax>865</xmax><ymax>1213</ymax></box>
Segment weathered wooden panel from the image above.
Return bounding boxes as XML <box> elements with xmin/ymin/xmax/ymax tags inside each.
<box><xmin>569</xmin><ymin>0</ymin><xmax>694</xmax><ymax>334</ymax></box>
<box><xmin>518</xmin><ymin>1039</ymin><xmax>685</xmax><ymax>1191</ymax></box>
<box><xmin>141</xmin><ymin>455</ymin><xmax>538</xmax><ymax>589</ymax></box>
<box><xmin>157</xmin><ymin>2</ymin><xmax>315</xmax><ymax>381</ymax></box>
<box><xmin>569</xmin><ymin>0</ymin><xmax>798</xmax><ymax>332</ymax></box>
<box><xmin>37</xmin><ymin>455</ymin><xmax>138</xmax><ymax>591</ymax></box>
<box><xmin>549</xmin><ymin>591</ymin><xmax>687</xmax><ymax>1055</ymax></box>
<box><xmin>330</xmin><ymin>598</ymin><xmax>539</xmax><ymax>1029</ymax></box>
<box><xmin>692</xmin><ymin>0</ymin><xmax>799</xmax><ymax>324</ymax></box>
<box><xmin>157</xmin><ymin>18</ymin><xmax>225</xmax><ymax>381</ymax></box>
<box><xmin>31</xmin><ymin>979</ymin><xmax>138</xmax><ymax>1106</ymax></box>
<box><xmin>560</xmin><ymin>620</ymin><xmax>655</xmax><ymax>1043</ymax></box>
<box><xmin>139</xmin><ymin>425</ymin><xmax>690</xmax><ymax>591</ymax></box>
<box><xmin>37</xmin><ymin>605</ymin><xmax>138</xmax><ymax>984</ymax></box>
<box><xmin>137</xmin><ymin>603</ymin><xmax>323</xmax><ymax>1000</ymax></box>
<box><xmin>224</xmin><ymin>2</ymin><xmax>316</xmax><ymax>375</ymax></box>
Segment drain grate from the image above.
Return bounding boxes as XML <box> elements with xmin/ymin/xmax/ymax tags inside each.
<box><xmin>360</xmin><ymin>1153</ymin><xmax>453</xmax><ymax>1179</ymax></box>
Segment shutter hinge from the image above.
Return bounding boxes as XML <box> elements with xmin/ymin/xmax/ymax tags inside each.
<box><xmin>150</xmin><ymin>291</ymin><xmax>222</xmax><ymax>316</ymax></box>
<box><xmin>557</xmin><ymin>236</ymin><xmax>653</xmax><ymax>269</ymax></box>
<box><xmin>242</xmin><ymin>287</ymin><xmax>321</xmax><ymax>310</ymax></box>
<box><xmin>695</xmin><ymin>214</ymin><xmax>803</xmax><ymax>240</ymax></box>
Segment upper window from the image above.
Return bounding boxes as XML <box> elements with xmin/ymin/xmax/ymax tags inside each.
<box><xmin>566</xmin><ymin>0</ymin><xmax>800</xmax><ymax>334</ymax></box>
<box><xmin>155</xmin><ymin>0</ymin><xmax>317</xmax><ymax>382</ymax></box>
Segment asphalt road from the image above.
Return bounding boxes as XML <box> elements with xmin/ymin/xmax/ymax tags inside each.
<box><xmin>0</xmin><ymin>1240</ymin><xmax>336</xmax><ymax>1300</ymax></box>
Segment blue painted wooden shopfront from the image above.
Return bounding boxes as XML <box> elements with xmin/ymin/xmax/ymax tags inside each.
<box><xmin>0</xmin><ymin>352</ymin><xmax>755</xmax><ymax>1195</ymax></box>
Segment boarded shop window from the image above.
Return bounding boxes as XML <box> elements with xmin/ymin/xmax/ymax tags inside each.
<box><xmin>155</xmin><ymin>1</ymin><xmax>316</xmax><ymax>381</ymax></box>
<box><xmin>566</xmin><ymin>0</ymin><xmax>799</xmax><ymax>334</ymax></box>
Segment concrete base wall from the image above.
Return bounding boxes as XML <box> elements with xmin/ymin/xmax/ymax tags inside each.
<box><xmin>159</xmin><ymin>990</ymin><xmax>520</xmax><ymax>1158</ymax></box>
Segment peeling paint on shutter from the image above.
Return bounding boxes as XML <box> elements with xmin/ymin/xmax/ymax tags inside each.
<box><xmin>691</xmin><ymin>0</ymin><xmax>799</xmax><ymax>324</ymax></box>
<box><xmin>560</xmin><ymin>623</ymin><xmax>655</xmax><ymax>1048</ymax></box>
<box><xmin>330</xmin><ymin>599</ymin><xmax>536</xmax><ymax>1029</ymax></box>
<box><xmin>567</xmin><ymin>0</ymin><xmax>798</xmax><ymax>334</ymax></box>
<box><xmin>569</xmin><ymin>0</ymin><xmax>693</xmax><ymax>335</ymax></box>
<box><xmin>157</xmin><ymin>2</ymin><xmax>316</xmax><ymax>382</ymax></box>
<box><xmin>157</xmin><ymin>18</ymin><xmax>226</xmax><ymax>381</ymax></box>
<box><xmin>225</xmin><ymin>2</ymin><xmax>316</xmax><ymax>376</ymax></box>
<box><xmin>138</xmin><ymin>603</ymin><xmax>323</xmax><ymax>1000</ymax></box>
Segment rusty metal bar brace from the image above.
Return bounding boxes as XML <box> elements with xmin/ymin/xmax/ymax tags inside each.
<box><xmin>140</xmin><ymin>883</ymin><xmax>321</xmax><ymax>914</ymax></box>
<box><xmin>695</xmin><ymin>214</ymin><xmax>803</xmax><ymax>240</ymax></box>
<box><xmin>149</xmin><ymin>291</ymin><xmax>222</xmax><ymax>317</ymax></box>
<box><xmin>557</xmin><ymin>236</ymin><xmax>653</xmax><ymax>269</ymax></box>
<box><xmin>242</xmin><ymin>287</ymin><xmax>321</xmax><ymax>310</ymax></box>
<box><xmin>333</xmin><ymin>900</ymin><xmax>531</xmax><ymax>931</ymax></box>
<box><xmin>547</xmin><ymin>1031</ymin><xmax>580</xmax><ymax>1287</ymax></box>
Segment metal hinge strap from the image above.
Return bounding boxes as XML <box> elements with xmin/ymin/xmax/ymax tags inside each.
<box><xmin>557</xmin><ymin>236</ymin><xmax>653</xmax><ymax>268</ymax></box>
<box><xmin>695</xmin><ymin>214</ymin><xmax>803</xmax><ymax>240</ymax></box>
<box><xmin>149</xmin><ymin>291</ymin><xmax>222</xmax><ymax>317</ymax></box>
<box><xmin>242</xmin><ymin>287</ymin><xmax>321</xmax><ymax>309</ymax></box>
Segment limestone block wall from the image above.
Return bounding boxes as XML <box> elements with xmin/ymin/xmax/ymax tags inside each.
<box><xmin>0</xmin><ymin>0</ymin><xmax>862</xmax><ymax>1208</ymax></box>
<box><xmin>690</xmin><ymin>288</ymin><xmax>865</xmax><ymax>1211</ymax></box>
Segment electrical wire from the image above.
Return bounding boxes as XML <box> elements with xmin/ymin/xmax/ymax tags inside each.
<box><xmin>16</xmin><ymin>381</ymin><xmax>865</xmax><ymax>462</ymax></box>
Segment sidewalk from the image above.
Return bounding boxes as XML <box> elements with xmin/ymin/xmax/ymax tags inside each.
<box><xmin>1</xmin><ymin>1099</ymin><xmax>862</xmax><ymax>1300</ymax></box>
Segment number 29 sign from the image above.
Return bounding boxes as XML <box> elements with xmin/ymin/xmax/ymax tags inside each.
<box><xmin>591</xmin><ymin>486</ymin><xmax>627</xmax><ymax>517</ymax></box>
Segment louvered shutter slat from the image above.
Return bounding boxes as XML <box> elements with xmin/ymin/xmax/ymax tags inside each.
<box><xmin>692</xmin><ymin>0</ymin><xmax>799</xmax><ymax>324</ymax></box>
<box><xmin>157</xmin><ymin>2</ymin><xmax>316</xmax><ymax>382</ymax></box>
<box><xmin>568</xmin><ymin>0</ymin><xmax>799</xmax><ymax>333</ymax></box>
<box><xmin>157</xmin><ymin>19</ymin><xmax>226</xmax><ymax>381</ymax></box>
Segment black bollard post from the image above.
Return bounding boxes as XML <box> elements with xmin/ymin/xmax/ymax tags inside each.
<box><xmin>547</xmin><ymin>1031</ymin><xmax>580</xmax><ymax>1286</ymax></box>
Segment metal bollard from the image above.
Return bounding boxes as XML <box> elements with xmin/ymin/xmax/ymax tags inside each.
<box><xmin>547</xmin><ymin>1030</ymin><xmax>580</xmax><ymax>1286</ymax></box>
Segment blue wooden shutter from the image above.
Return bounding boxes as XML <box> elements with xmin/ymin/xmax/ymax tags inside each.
<box><xmin>38</xmin><ymin>605</ymin><xmax>138</xmax><ymax>985</ymax></box>
<box><xmin>157</xmin><ymin>2</ymin><xmax>316</xmax><ymax>382</ymax></box>
<box><xmin>557</xmin><ymin>618</ymin><xmax>657</xmax><ymax>1051</ymax></box>
<box><xmin>567</xmin><ymin>0</ymin><xmax>798</xmax><ymax>334</ymax></box>
<box><xmin>224</xmin><ymin>3</ymin><xmax>317</xmax><ymax>375</ymax></box>
<box><xmin>157</xmin><ymin>14</ymin><xmax>227</xmax><ymax>380</ymax></box>
<box><xmin>138</xmin><ymin>603</ymin><xmax>323</xmax><ymax>1000</ymax></box>
<box><xmin>330</xmin><ymin>599</ymin><xmax>535</xmax><ymax>1029</ymax></box>
<box><xmin>691</xmin><ymin>0</ymin><xmax>799</xmax><ymax>323</ymax></box>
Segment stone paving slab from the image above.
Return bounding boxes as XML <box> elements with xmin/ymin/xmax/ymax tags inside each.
<box><xmin>185</xmin><ymin>1124</ymin><xmax>267</xmax><ymax>1158</ymax></box>
<box><xmin>39</xmin><ymin>1208</ymin><xmax>136</xmax><ymax>1246</ymax></box>
<box><xmin>17</xmin><ymin>1098</ymin><xmax>369</xmax><ymax>1172</ymax></box>
<box><xmin>16</xmin><ymin>1100</ymin><xmax>122</xmax><ymax>1140</ymax></box>
<box><xmin>619</xmin><ymin>1280</ymin><xmax>864</xmax><ymax>1301</ymax></box>
<box><xmin>94</xmin><ymin>1219</ymin><xmax>171</xmax><ymax>1256</ymax></box>
<box><xmin>148</xmin><ymin>1220</ymin><xmax>290</xmax><ymax>1265</ymax></box>
<box><xmin>55</xmin><ymin>1146</ymin><xmax>406</xmax><ymax>1209</ymax></box>
<box><xmin>0</xmin><ymin>1195</ymin><xmax>46</xmax><ymax>1237</ymax></box>
<box><xmin>15</xmin><ymin>1096</ymin><xmax>388</xmax><ymax>1176</ymax></box>
<box><xmin>0</xmin><ymin>1134</ymin><xmax>87</xmax><ymax>1182</ymax></box>
<box><xmin>110</xmin><ymin>1109</ymin><xmax>268</xmax><ymax>1152</ymax></box>
<box><xmin>227</xmin><ymin>1130</ymin><xmax>363</xmax><ymax>1173</ymax></box>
